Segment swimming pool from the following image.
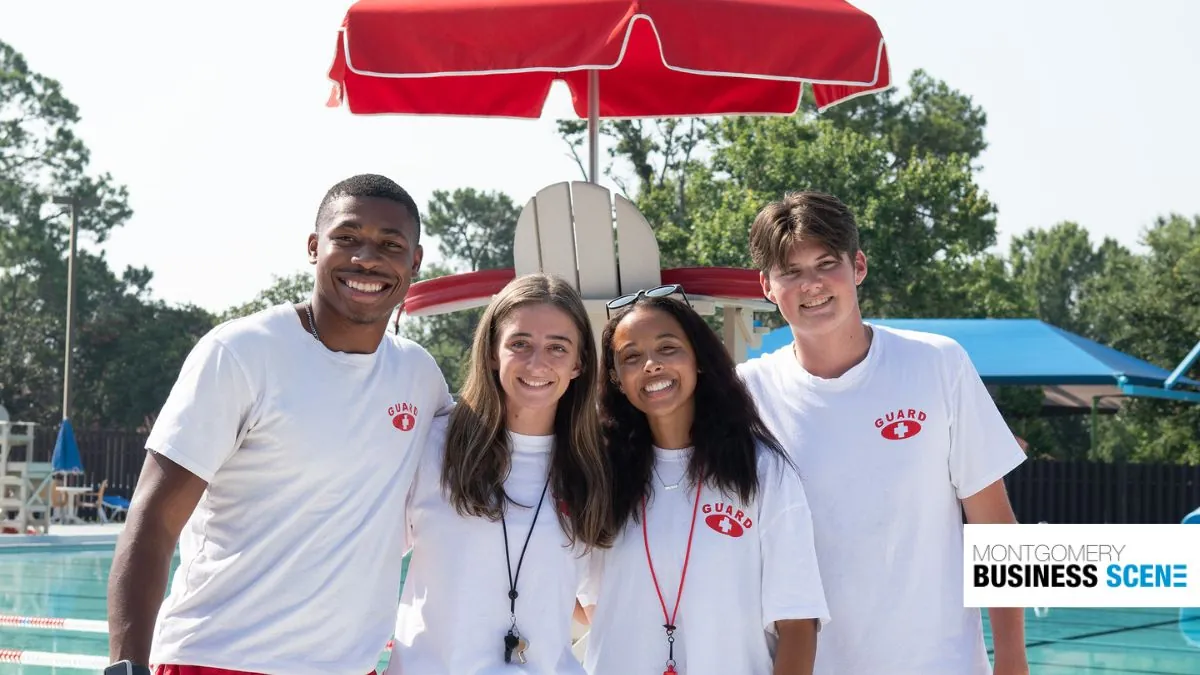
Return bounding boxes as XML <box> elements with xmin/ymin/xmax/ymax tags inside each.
<box><xmin>983</xmin><ymin>607</ymin><xmax>1198</xmax><ymax>674</ymax></box>
<box><xmin>0</xmin><ymin>547</ymin><xmax>1195</xmax><ymax>673</ymax></box>
<box><xmin>0</xmin><ymin>546</ymin><xmax>403</xmax><ymax>674</ymax></box>
<box><xmin>0</xmin><ymin>547</ymin><xmax>119</xmax><ymax>672</ymax></box>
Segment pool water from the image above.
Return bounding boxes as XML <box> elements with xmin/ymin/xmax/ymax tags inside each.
<box><xmin>0</xmin><ymin>548</ymin><xmax>1195</xmax><ymax>673</ymax></box>
<box><xmin>984</xmin><ymin>606</ymin><xmax>1200</xmax><ymax>674</ymax></box>
<box><xmin>0</xmin><ymin>548</ymin><xmax>115</xmax><ymax>668</ymax></box>
<box><xmin>0</xmin><ymin>549</ymin><xmax>400</xmax><ymax>674</ymax></box>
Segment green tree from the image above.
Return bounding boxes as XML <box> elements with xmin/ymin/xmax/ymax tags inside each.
<box><xmin>994</xmin><ymin>222</ymin><xmax>1115</xmax><ymax>461</ymax></box>
<box><xmin>706</xmin><ymin>117</ymin><xmax>997</xmax><ymax>321</ymax></box>
<box><xmin>556</xmin><ymin>117</ymin><xmax>713</xmax><ymax>265</ymax></box>
<box><xmin>558</xmin><ymin>71</ymin><xmax>1002</xmax><ymax>320</ymax></box>
<box><xmin>73</xmin><ymin>294</ymin><xmax>216</xmax><ymax>431</ymax></box>
<box><xmin>819</xmin><ymin>70</ymin><xmax>989</xmax><ymax>168</ymax></box>
<box><xmin>0</xmin><ymin>40</ymin><xmax>215</xmax><ymax>430</ymax></box>
<box><xmin>222</xmin><ymin>271</ymin><xmax>313</xmax><ymax>321</ymax></box>
<box><xmin>557</xmin><ymin>69</ymin><xmax>1197</xmax><ymax>464</ymax></box>
<box><xmin>1008</xmin><ymin>222</ymin><xmax>1115</xmax><ymax>335</ymax></box>
<box><xmin>1003</xmin><ymin>215</ymin><xmax>1200</xmax><ymax>463</ymax></box>
<box><xmin>400</xmin><ymin>189</ymin><xmax>521</xmax><ymax>389</ymax></box>
<box><xmin>1082</xmin><ymin>215</ymin><xmax>1200</xmax><ymax>463</ymax></box>
<box><xmin>424</xmin><ymin>188</ymin><xmax>518</xmax><ymax>271</ymax></box>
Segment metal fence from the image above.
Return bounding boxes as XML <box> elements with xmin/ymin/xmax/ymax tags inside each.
<box><xmin>1005</xmin><ymin>458</ymin><xmax>1200</xmax><ymax>525</ymax></box>
<box><xmin>28</xmin><ymin>428</ymin><xmax>1200</xmax><ymax>523</ymax></box>
<box><xmin>32</xmin><ymin>427</ymin><xmax>147</xmax><ymax>498</ymax></box>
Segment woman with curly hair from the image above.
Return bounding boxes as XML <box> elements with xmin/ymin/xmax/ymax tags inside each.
<box><xmin>579</xmin><ymin>286</ymin><xmax>828</xmax><ymax>675</ymax></box>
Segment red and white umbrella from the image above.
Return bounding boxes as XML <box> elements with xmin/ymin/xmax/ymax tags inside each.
<box><xmin>326</xmin><ymin>0</ymin><xmax>892</xmax><ymax>181</ymax></box>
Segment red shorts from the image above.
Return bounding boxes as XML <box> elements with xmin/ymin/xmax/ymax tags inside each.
<box><xmin>156</xmin><ymin>662</ymin><xmax>374</xmax><ymax>667</ymax></box>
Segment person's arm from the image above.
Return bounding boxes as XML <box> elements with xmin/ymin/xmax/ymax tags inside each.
<box><xmin>962</xmin><ymin>479</ymin><xmax>1028</xmax><ymax>675</ymax></box>
<box><xmin>945</xmin><ymin>341</ymin><xmax>1028</xmax><ymax>674</ymax></box>
<box><xmin>772</xmin><ymin>618</ymin><xmax>818</xmax><ymax>675</ymax></box>
<box><xmin>758</xmin><ymin>452</ymin><xmax>830</xmax><ymax>675</ymax></box>
<box><xmin>107</xmin><ymin>452</ymin><xmax>209</xmax><ymax>664</ymax></box>
<box><xmin>105</xmin><ymin>331</ymin><xmax>257</xmax><ymax>666</ymax></box>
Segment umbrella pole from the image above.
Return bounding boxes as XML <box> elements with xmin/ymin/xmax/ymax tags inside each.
<box><xmin>588</xmin><ymin>70</ymin><xmax>599</xmax><ymax>183</ymax></box>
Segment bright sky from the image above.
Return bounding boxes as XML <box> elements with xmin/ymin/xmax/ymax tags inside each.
<box><xmin>3</xmin><ymin>0</ymin><xmax>1198</xmax><ymax>314</ymax></box>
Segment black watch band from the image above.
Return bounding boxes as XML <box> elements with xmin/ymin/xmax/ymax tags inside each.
<box><xmin>104</xmin><ymin>661</ymin><xmax>153</xmax><ymax>675</ymax></box>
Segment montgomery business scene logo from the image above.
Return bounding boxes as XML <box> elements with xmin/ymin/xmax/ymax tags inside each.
<box><xmin>962</xmin><ymin>524</ymin><xmax>1200</xmax><ymax>608</ymax></box>
<box><xmin>972</xmin><ymin>543</ymin><xmax>1184</xmax><ymax>588</ymax></box>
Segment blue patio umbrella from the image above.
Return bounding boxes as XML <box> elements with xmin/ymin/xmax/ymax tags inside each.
<box><xmin>51</xmin><ymin>418</ymin><xmax>84</xmax><ymax>474</ymax></box>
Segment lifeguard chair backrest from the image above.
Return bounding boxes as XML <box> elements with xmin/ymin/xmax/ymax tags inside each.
<box><xmin>512</xmin><ymin>182</ymin><xmax>663</xmax><ymax>352</ymax></box>
<box><xmin>513</xmin><ymin>181</ymin><xmax>662</xmax><ymax>294</ymax></box>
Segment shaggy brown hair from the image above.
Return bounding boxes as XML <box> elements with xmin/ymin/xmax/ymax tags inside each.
<box><xmin>750</xmin><ymin>191</ymin><xmax>860</xmax><ymax>273</ymax></box>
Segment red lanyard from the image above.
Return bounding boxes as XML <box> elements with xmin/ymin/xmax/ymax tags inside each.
<box><xmin>641</xmin><ymin>481</ymin><xmax>703</xmax><ymax>675</ymax></box>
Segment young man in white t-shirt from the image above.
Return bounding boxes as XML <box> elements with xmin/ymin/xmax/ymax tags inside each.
<box><xmin>105</xmin><ymin>174</ymin><xmax>453</xmax><ymax>675</ymax></box>
<box><xmin>735</xmin><ymin>191</ymin><xmax>1029</xmax><ymax>675</ymax></box>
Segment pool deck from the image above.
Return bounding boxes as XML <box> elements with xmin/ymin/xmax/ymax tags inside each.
<box><xmin>0</xmin><ymin>523</ymin><xmax>124</xmax><ymax>550</ymax></box>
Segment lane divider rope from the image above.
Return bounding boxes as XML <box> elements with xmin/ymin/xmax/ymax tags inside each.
<box><xmin>0</xmin><ymin>649</ymin><xmax>109</xmax><ymax>669</ymax></box>
<box><xmin>0</xmin><ymin>614</ymin><xmax>107</xmax><ymax>633</ymax></box>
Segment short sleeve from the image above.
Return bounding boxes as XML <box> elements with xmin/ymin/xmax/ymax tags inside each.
<box><xmin>433</xmin><ymin>388</ymin><xmax>454</xmax><ymax>418</ymax></box>
<box><xmin>946</xmin><ymin>344</ymin><xmax>1027</xmax><ymax>499</ymax></box>
<box><xmin>758</xmin><ymin>455</ymin><xmax>831</xmax><ymax>633</ymax></box>
<box><xmin>145</xmin><ymin>334</ymin><xmax>257</xmax><ymax>483</ymax></box>
<box><xmin>427</xmin><ymin>361</ymin><xmax>454</xmax><ymax>419</ymax></box>
<box><xmin>405</xmin><ymin>415</ymin><xmax>449</xmax><ymax>551</ymax></box>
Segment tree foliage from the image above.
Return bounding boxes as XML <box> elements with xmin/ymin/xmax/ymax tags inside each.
<box><xmin>398</xmin><ymin>188</ymin><xmax>521</xmax><ymax>390</ymax></box>
<box><xmin>559</xmin><ymin>71</ymin><xmax>1004</xmax><ymax>321</ymax></box>
<box><xmin>221</xmin><ymin>271</ymin><xmax>313</xmax><ymax>322</ymax></box>
<box><xmin>0</xmin><ymin>40</ymin><xmax>215</xmax><ymax>430</ymax></box>
<box><xmin>2</xmin><ymin>39</ymin><xmax>1196</xmax><ymax>462</ymax></box>
<box><xmin>1080</xmin><ymin>216</ymin><xmax>1200</xmax><ymax>463</ymax></box>
<box><xmin>556</xmin><ymin>70</ymin><xmax>1199</xmax><ymax>462</ymax></box>
<box><xmin>966</xmin><ymin>216</ymin><xmax>1200</xmax><ymax>463</ymax></box>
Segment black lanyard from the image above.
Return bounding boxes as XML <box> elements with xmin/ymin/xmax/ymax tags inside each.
<box><xmin>501</xmin><ymin>476</ymin><xmax>551</xmax><ymax>664</ymax></box>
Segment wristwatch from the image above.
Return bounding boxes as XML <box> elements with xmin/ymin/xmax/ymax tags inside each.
<box><xmin>104</xmin><ymin>661</ymin><xmax>153</xmax><ymax>675</ymax></box>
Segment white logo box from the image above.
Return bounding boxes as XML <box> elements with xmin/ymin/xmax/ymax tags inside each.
<box><xmin>962</xmin><ymin>524</ymin><xmax>1200</xmax><ymax>608</ymax></box>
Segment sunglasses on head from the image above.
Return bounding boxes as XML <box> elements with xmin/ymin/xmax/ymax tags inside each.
<box><xmin>605</xmin><ymin>284</ymin><xmax>690</xmax><ymax>320</ymax></box>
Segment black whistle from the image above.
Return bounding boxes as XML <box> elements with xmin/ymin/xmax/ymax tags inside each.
<box><xmin>504</xmin><ymin>631</ymin><xmax>519</xmax><ymax>663</ymax></box>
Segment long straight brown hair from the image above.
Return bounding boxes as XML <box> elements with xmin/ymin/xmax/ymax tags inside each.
<box><xmin>442</xmin><ymin>273</ymin><xmax>612</xmax><ymax>550</ymax></box>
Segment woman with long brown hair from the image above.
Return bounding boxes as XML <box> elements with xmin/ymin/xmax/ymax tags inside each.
<box><xmin>386</xmin><ymin>273</ymin><xmax>611</xmax><ymax>675</ymax></box>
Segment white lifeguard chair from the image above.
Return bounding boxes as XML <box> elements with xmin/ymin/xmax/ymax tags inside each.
<box><xmin>405</xmin><ymin>181</ymin><xmax>774</xmax><ymax>362</ymax></box>
<box><xmin>513</xmin><ymin>181</ymin><xmax>660</xmax><ymax>349</ymax></box>
<box><xmin>0</xmin><ymin>405</ymin><xmax>51</xmax><ymax>534</ymax></box>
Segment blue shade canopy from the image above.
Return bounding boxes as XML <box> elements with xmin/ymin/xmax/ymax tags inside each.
<box><xmin>747</xmin><ymin>319</ymin><xmax>1200</xmax><ymax>411</ymax></box>
<box><xmin>51</xmin><ymin>418</ymin><xmax>84</xmax><ymax>474</ymax></box>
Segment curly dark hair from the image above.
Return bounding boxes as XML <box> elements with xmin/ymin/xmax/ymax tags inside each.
<box><xmin>600</xmin><ymin>295</ymin><xmax>792</xmax><ymax>530</ymax></box>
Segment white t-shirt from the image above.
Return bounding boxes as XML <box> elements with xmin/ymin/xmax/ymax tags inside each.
<box><xmin>737</xmin><ymin>324</ymin><xmax>1027</xmax><ymax>675</ymax></box>
<box><xmin>389</xmin><ymin>428</ymin><xmax>588</xmax><ymax>675</ymax></box>
<box><xmin>579</xmin><ymin>445</ymin><xmax>829</xmax><ymax>675</ymax></box>
<box><xmin>147</xmin><ymin>303</ymin><xmax>452</xmax><ymax>675</ymax></box>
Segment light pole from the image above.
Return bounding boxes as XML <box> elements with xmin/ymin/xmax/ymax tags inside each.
<box><xmin>51</xmin><ymin>195</ymin><xmax>98</xmax><ymax>422</ymax></box>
